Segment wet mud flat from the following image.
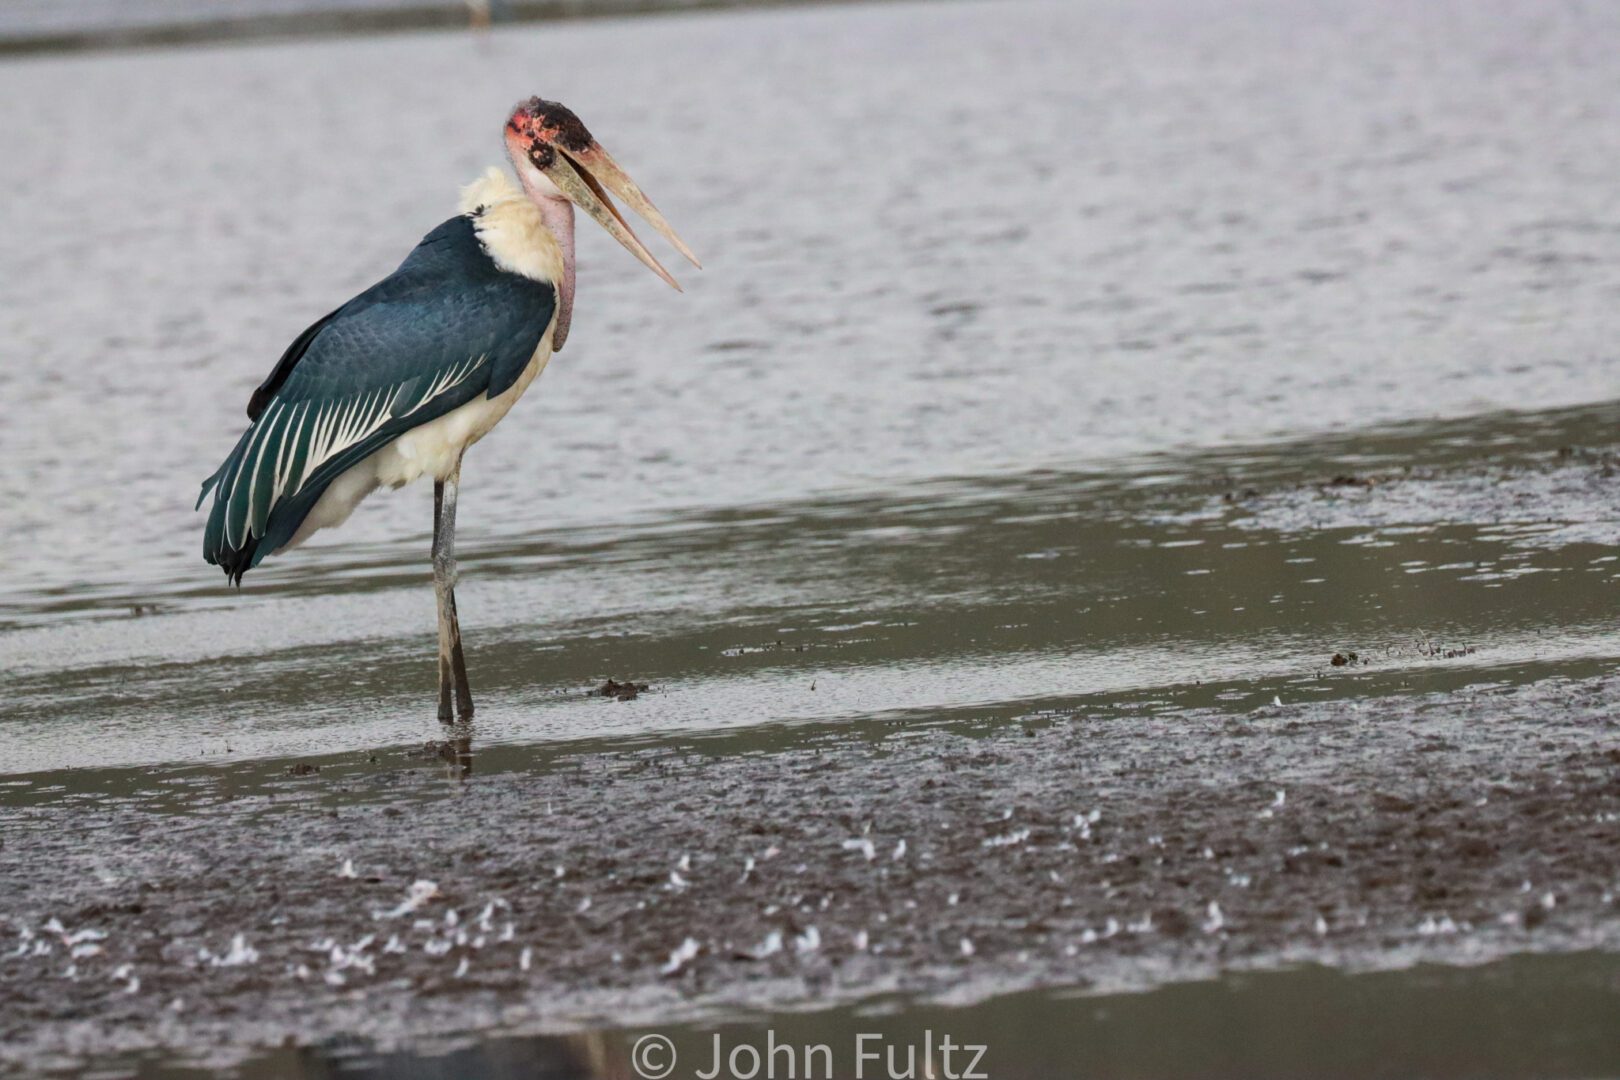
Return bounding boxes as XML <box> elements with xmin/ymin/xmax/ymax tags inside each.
<box><xmin>4</xmin><ymin>670</ymin><xmax>1619</xmax><ymax>1073</ymax></box>
<box><xmin>4</xmin><ymin>406</ymin><xmax>1620</xmax><ymax>1074</ymax></box>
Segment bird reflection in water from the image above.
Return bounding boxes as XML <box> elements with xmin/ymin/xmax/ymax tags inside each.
<box><xmin>245</xmin><ymin>1030</ymin><xmax>634</xmax><ymax>1079</ymax></box>
<box><xmin>424</xmin><ymin>722</ymin><xmax>474</xmax><ymax>780</ymax></box>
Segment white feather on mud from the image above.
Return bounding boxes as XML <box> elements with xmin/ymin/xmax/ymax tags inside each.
<box><xmin>1418</xmin><ymin>914</ymin><xmax>1460</xmax><ymax>936</ymax></box>
<box><xmin>314</xmin><ymin>934</ymin><xmax>377</xmax><ymax>982</ymax></box>
<box><xmin>842</xmin><ymin>838</ymin><xmax>876</xmax><ymax>861</ymax></box>
<box><xmin>748</xmin><ymin>931</ymin><xmax>783</xmax><ymax>959</ymax></box>
<box><xmin>660</xmin><ymin>937</ymin><xmax>700</xmax><ymax>975</ymax></box>
<box><xmin>209</xmin><ymin>935</ymin><xmax>259</xmax><ymax>968</ymax></box>
<box><xmin>375</xmin><ymin>880</ymin><xmax>440</xmax><ymax>920</ymax></box>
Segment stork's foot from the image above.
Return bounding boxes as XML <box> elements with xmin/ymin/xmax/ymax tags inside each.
<box><xmin>452</xmin><ymin>648</ymin><xmax>474</xmax><ymax>720</ymax></box>
<box><xmin>437</xmin><ymin>590</ymin><xmax>474</xmax><ymax>723</ymax></box>
<box><xmin>437</xmin><ymin>677</ymin><xmax>473</xmax><ymax>723</ymax></box>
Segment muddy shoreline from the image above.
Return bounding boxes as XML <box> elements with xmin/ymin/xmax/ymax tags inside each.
<box><xmin>5</xmin><ymin>673</ymin><xmax>1618</xmax><ymax>1072</ymax></box>
<box><xmin>0</xmin><ymin>0</ymin><xmax>875</xmax><ymax>58</ymax></box>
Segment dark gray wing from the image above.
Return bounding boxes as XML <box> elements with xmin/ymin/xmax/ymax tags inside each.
<box><xmin>198</xmin><ymin>215</ymin><xmax>556</xmax><ymax>582</ymax></box>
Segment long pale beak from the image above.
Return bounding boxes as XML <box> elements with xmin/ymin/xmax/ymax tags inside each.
<box><xmin>543</xmin><ymin>145</ymin><xmax>697</xmax><ymax>291</ymax></box>
<box><xmin>566</xmin><ymin>144</ymin><xmax>702</xmax><ymax>270</ymax></box>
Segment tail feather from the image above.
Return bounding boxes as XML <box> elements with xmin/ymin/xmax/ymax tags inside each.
<box><xmin>199</xmin><ymin>395</ymin><xmax>414</xmax><ymax>585</ymax></box>
<box><xmin>201</xmin><ymin>429</ymin><xmax>251</xmax><ymax>573</ymax></box>
<box><xmin>200</xmin><ymin>413</ymin><xmax>313</xmax><ymax>586</ymax></box>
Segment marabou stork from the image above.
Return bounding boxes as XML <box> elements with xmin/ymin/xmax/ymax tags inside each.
<box><xmin>197</xmin><ymin>98</ymin><xmax>697</xmax><ymax>721</ymax></box>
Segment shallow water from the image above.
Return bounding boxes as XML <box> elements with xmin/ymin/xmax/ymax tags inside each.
<box><xmin>4</xmin><ymin>399</ymin><xmax>1619</xmax><ymax>819</ymax></box>
<box><xmin>116</xmin><ymin>951</ymin><xmax>1620</xmax><ymax>1078</ymax></box>
<box><xmin>4</xmin><ymin>0</ymin><xmax>1620</xmax><ymax>612</ymax></box>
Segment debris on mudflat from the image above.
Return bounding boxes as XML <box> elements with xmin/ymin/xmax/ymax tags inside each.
<box><xmin>738</xmin><ymin>930</ymin><xmax>783</xmax><ymax>960</ymax></box>
<box><xmin>841</xmin><ymin>838</ymin><xmax>877</xmax><ymax>861</ymax></box>
<box><xmin>983</xmin><ymin>828</ymin><xmax>1031</xmax><ymax>849</ymax></box>
<box><xmin>411</xmin><ymin>740</ymin><xmax>466</xmax><ymax>763</ymax></box>
<box><xmin>1416</xmin><ymin>640</ymin><xmax>1477</xmax><ymax>659</ymax></box>
<box><xmin>374</xmin><ymin>880</ymin><xmax>441</xmax><ymax>920</ymax></box>
<box><xmin>205</xmin><ymin>934</ymin><xmax>259</xmax><ymax>968</ymax></box>
<box><xmin>720</xmin><ymin>639</ymin><xmax>813</xmax><ymax>658</ymax></box>
<box><xmin>589</xmin><ymin>679</ymin><xmax>651</xmax><ymax>702</ymax></box>
<box><xmin>659</xmin><ymin>936</ymin><xmax>700</xmax><ymax>976</ymax></box>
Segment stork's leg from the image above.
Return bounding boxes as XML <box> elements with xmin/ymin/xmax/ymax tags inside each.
<box><xmin>432</xmin><ymin>464</ymin><xmax>474</xmax><ymax>722</ymax></box>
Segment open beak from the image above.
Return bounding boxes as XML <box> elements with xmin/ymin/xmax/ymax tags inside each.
<box><xmin>542</xmin><ymin>141</ymin><xmax>699</xmax><ymax>292</ymax></box>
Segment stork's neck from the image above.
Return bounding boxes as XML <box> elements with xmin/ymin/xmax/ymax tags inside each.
<box><xmin>459</xmin><ymin>167</ymin><xmax>577</xmax><ymax>349</ymax></box>
<box><xmin>530</xmin><ymin>195</ymin><xmax>576</xmax><ymax>350</ymax></box>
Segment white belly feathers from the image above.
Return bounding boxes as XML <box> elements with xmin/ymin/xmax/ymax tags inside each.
<box><xmin>283</xmin><ymin>334</ymin><xmax>553</xmax><ymax>551</ymax></box>
<box><xmin>378</xmin><ymin>331</ymin><xmax>555</xmax><ymax>489</ymax></box>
